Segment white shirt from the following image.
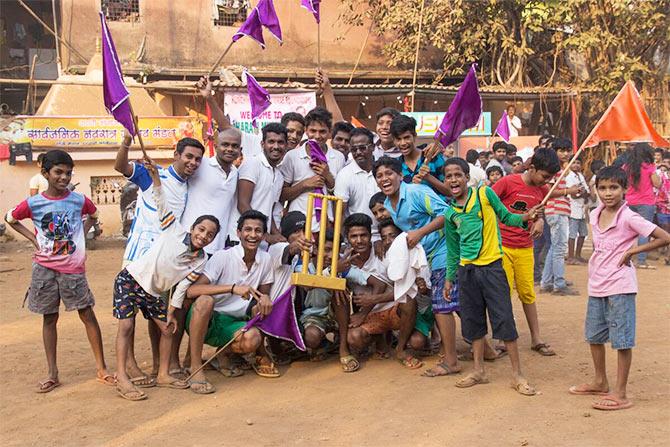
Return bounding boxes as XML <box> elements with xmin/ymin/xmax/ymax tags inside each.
<box><xmin>485</xmin><ymin>158</ymin><xmax>505</xmax><ymax>176</ymax></box>
<box><xmin>467</xmin><ymin>163</ymin><xmax>487</xmax><ymax>187</ymax></box>
<box><xmin>181</xmin><ymin>157</ymin><xmax>238</xmax><ymax>253</ymax></box>
<box><xmin>29</xmin><ymin>173</ymin><xmax>49</xmax><ymax>193</ymax></box>
<box><xmin>566</xmin><ymin>171</ymin><xmax>589</xmax><ymax>219</ymax></box>
<box><xmin>507</xmin><ymin>115</ymin><xmax>522</xmax><ymax>138</ymax></box>
<box><xmin>197</xmin><ymin>244</ymin><xmax>274</xmax><ymax>318</ymax></box>
<box><xmin>127</xmin><ymin>185</ymin><xmax>207</xmax><ymax>300</ymax></box>
<box><xmin>334</xmin><ymin>160</ymin><xmax>380</xmax><ymax>220</ymax></box>
<box><xmin>241</xmin><ymin>131</ymin><xmax>263</xmax><ymax>158</ymax></box>
<box><xmin>280</xmin><ymin>144</ymin><xmax>345</xmax><ymax>232</ymax></box>
<box><xmin>372</xmin><ymin>134</ymin><xmax>401</xmax><ymax>160</ymax></box>
<box><xmin>268</xmin><ymin>242</ymin><xmax>299</xmax><ymax>300</ymax></box>
<box><xmin>229</xmin><ymin>152</ymin><xmax>284</xmax><ymax>242</ymax></box>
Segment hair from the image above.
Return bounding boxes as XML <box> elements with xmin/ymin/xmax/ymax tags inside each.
<box><xmin>192</xmin><ymin>214</ymin><xmax>221</xmax><ymax>234</ymax></box>
<box><xmin>465</xmin><ymin>149</ymin><xmax>479</xmax><ymax>164</ymax></box>
<box><xmin>492</xmin><ymin>141</ymin><xmax>508</xmax><ymax>152</ymax></box>
<box><xmin>350</xmin><ymin>127</ymin><xmax>375</xmax><ymax>145</ymax></box>
<box><xmin>624</xmin><ymin>143</ymin><xmax>654</xmax><ymax>188</ymax></box>
<box><xmin>479</xmin><ymin>150</ymin><xmax>490</xmax><ymax>158</ymax></box>
<box><xmin>445</xmin><ymin>157</ymin><xmax>470</xmax><ymax>175</ymax></box>
<box><xmin>369</xmin><ymin>191</ymin><xmax>386</xmax><ymax>209</ymax></box>
<box><xmin>663</xmin><ymin>150</ymin><xmax>670</xmax><ymax>160</ymax></box>
<box><xmin>653</xmin><ymin>148</ymin><xmax>664</xmax><ymax>155</ymax></box>
<box><xmin>377</xmin><ymin>217</ymin><xmax>400</xmax><ymax>235</ymax></box>
<box><xmin>551</xmin><ymin>138</ymin><xmax>572</xmax><ymax>151</ymax></box>
<box><xmin>237</xmin><ymin>209</ymin><xmax>268</xmax><ymax>233</ymax></box>
<box><xmin>486</xmin><ymin>165</ymin><xmax>504</xmax><ymax>177</ymax></box>
<box><xmin>280</xmin><ymin>112</ymin><xmax>305</xmax><ymax>127</ymax></box>
<box><xmin>332</xmin><ymin>121</ymin><xmax>354</xmax><ymax>139</ymax></box>
<box><xmin>375</xmin><ymin>107</ymin><xmax>400</xmax><ymax>122</ymax></box>
<box><xmin>509</xmin><ymin>156</ymin><xmax>523</xmax><ymax>165</ymax></box>
<box><xmin>506</xmin><ymin>104</ymin><xmax>516</xmax><ymax>111</ymax></box>
<box><xmin>590</xmin><ymin>159</ymin><xmax>606</xmax><ymax>175</ymax></box>
<box><xmin>304</xmin><ymin>106</ymin><xmax>333</xmax><ymax>130</ymax></box>
<box><xmin>42</xmin><ymin>149</ymin><xmax>74</xmax><ymax>171</ymax></box>
<box><xmin>176</xmin><ymin>137</ymin><xmax>205</xmax><ymax>155</ymax></box>
<box><xmin>390</xmin><ymin>114</ymin><xmax>417</xmax><ymax>138</ymax></box>
<box><xmin>506</xmin><ymin>144</ymin><xmax>518</xmax><ymax>155</ymax></box>
<box><xmin>261</xmin><ymin>122</ymin><xmax>288</xmax><ymax>142</ymax></box>
<box><xmin>595</xmin><ymin>166</ymin><xmax>627</xmax><ymax>189</ymax></box>
<box><xmin>372</xmin><ymin>156</ymin><xmax>403</xmax><ymax>177</ymax></box>
<box><xmin>529</xmin><ymin>148</ymin><xmax>560</xmax><ymax>174</ymax></box>
<box><xmin>36</xmin><ymin>153</ymin><xmax>45</xmax><ymax>165</ymax></box>
<box><xmin>539</xmin><ymin>134</ymin><xmax>554</xmax><ymax>145</ymax></box>
<box><xmin>343</xmin><ymin>213</ymin><xmax>372</xmax><ymax>236</ymax></box>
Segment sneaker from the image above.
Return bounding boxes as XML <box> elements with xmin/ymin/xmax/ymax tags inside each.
<box><xmin>539</xmin><ymin>286</ymin><xmax>553</xmax><ymax>294</ymax></box>
<box><xmin>551</xmin><ymin>287</ymin><xmax>580</xmax><ymax>296</ymax></box>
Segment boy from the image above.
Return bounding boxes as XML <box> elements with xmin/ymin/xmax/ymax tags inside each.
<box><xmin>373</xmin><ymin>107</ymin><xmax>401</xmax><ymax>159</ymax></box>
<box><xmin>510</xmin><ymin>156</ymin><xmax>525</xmax><ymax>174</ymax></box>
<box><xmin>493</xmin><ymin>148</ymin><xmax>562</xmax><ymax>357</ymax></box>
<box><xmin>6</xmin><ymin>150</ymin><xmax>113</xmax><ymax>393</ymax></box>
<box><xmin>369</xmin><ymin>191</ymin><xmax>391</xmax><ymax>222</ymax></box>
<box><xmin>569</xmin><ymin>167</ymin><xmax>670</xmax><ymax>410</ymax></box>
<box><xmin>113</xmin><ymin>158</ymin><xmax>220</xmax><ymax>401</ymax></box>
<box><xmin>374</xmin><ymin>156</ymin><xmax>461</xmax><ymax>377</ymax></box>
<box><xmin>331</xmin><ymin>121</ymin><xmax>354</xmax><ymax>161</ymax></box>
<box><xmin>566</xmin><ymin>157</ymin><xmax>590</xmax><ymax>264</ymax></box>
<box><xmin>443</xmin><ymin>157</ymin><xmax>541</xmax><ymax>395</ymax></box>
<box><xmin>487</xmin><ymin>141</ymin><xmax>507</xmax><ymax>173</ymax></box>
<box><xmin>486</xmin><ymin>165</ymin><xmax>504</xmax><ymax>186</ymax></box>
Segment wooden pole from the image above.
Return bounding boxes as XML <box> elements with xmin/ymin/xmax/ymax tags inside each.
<box><xmin>127</xmin><ymin>102</ymin><xmax>148</xmax><ymax>159</ymax></box>
<box><xmin>24</xmin><ymin>55</ymin><xmax>38</xmax><ymax>114</ymax></box>
<box><xmin>347</xmin><ymin>22</ymin><xmax>373</xmax><ymax>86</ymax></box>
<box><xmin>410</xmin><ymin>0</ymin><xmax>426</xmax><ymax>112</ymax></box>
<box><xmin>184</xmin><ymin>330</ymin><xmax>244</xmax><ymax>383</ymax></box>
<box><xmin>207</xmin><ymin>40</ymin><xmax>235</xmax><ymax>78</ymax></box>
<box><xmin>51</xmin><ymin>0</ymin><xmax>62</xmax><ymax>73</ymax></box>
<box><xmin>317</xmin><ymin>22</ymin><xmax>321</xmax><ymax>68</ymax></box>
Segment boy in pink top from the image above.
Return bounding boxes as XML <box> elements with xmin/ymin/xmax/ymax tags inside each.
<box><xmin>569</xmin><ymin>167</ymin><xmax>670</xmax><ymax>411</ymax></box>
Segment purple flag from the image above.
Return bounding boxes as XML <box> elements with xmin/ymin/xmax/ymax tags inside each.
<box><xmin>495</xmin><ymin>112</ymin><xmax>510</xmax><ymax>143</ymax></box>
<box><xmin>434</xmin><ymin>64</ymin><xmax>481</xmax><ymax>147</ymax></box>
<box><xmin>301</xmin><ymin>0</ymin><xmax>321</xmax><ymax>23</ymax></box>
<box><xmin>233</xmin><ymin>0</ymin><xmax>282</xmax><ymax>49</ymax></box>
<box><xmin>243</xmin><ymin>69</ymin><xmax>271</xmax><ymax>128</ymax></box>
<box><xmin>306</xmin><ymin>139</ymin><xmax>327</xmax><ymax>222</ymax></box>
<box><xmin>100</xmin><ymin>12</ymin><xmax>136</xmax><ymax>136</ymax></box>
<box><xmin>243</xmin><ymin>287</ymin><xmax>306</xmax><ymax>351</ymax></box>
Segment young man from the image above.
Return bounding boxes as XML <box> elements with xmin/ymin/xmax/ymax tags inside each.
<box><xmin>280</xmin><ymin>107</ymin><xmax>345</xmax><ymax>233</ymax></box>
<box><xmin>391</xmin><ymin>114</ymin><xmax>449</xmax><ymax>196</ymax></box>
<box><xmin>541</xmin><ymin>138</ymin><xmax>583</xmax><ymax>295</ymax></box>
<box><xmin>570</xmin><ymin>167</ymin><xmax>670</xmax><ymax>410</ymax></box>
<box><xmin>113</xmin><ymin>158</ymin><xmax>220</xmax><ymax>400</ymax></box>
<box><xmin>502</xmin><ymin>144</ymin><xmax>518</xmax><ymax>175</ymax></box>
<box><xmin>492</xmin><ymin>148</ymin><xmax>563</xmax><ymax>356</ymax></box>
<box><xmin>506</xmin><ymin>104</ymin><xmax>522</xmax><ymax>138</ymax></box>
<box><xmin>331</xmin><ymin>121</ymin><xmax>354</xmax><ymax>162</ymax></box>
<box><xmin>6</xmin><ymin>150</ymin><xmax>112</xmax><ymax>393</ymax></box>
<box><xmin>465</xmin><ymin>149</ymin><xmax>487</xmax><ymax>187</ymax></box>
<box><xmin>510</xmin><ymin>156</ymin><xmax>525</xmax><ymax>174</ymax></box>
<box><xmin>229</xmin><ymin>122</ymin><xmax>288</xmax><ymax>245</ymax></box>
<box><xmin>477</xmin><ymin>150</ymin><xmax>491</xmax><ymax>170</ymax></box>
<box><xmin>442</xmin><ymin>157</ymin><xmax>540</xmax><ymax>395</ymax></box>
<box><xmin>374</xmin><ymin>157</ymin><xmax>461</xmax><ymax>377</ymax></box>
<box><xmin>487</xmin><ymin>141</ymin><xmax>507</xmax><ymax>174</ymax></box>
<box><xmin>373</xmin><ymin>107</ymin><xmax>401</xmax><ymax>159</ymax></box>
<box><xmin>566</xmin><ymin>157</ymin><xmax>590</xmax><ymax>264</ymax></box>
<box><xmin>176</xmin><ymin>210</ymin><xmax>276</xmax><ymax>394</ymax></box>
<box><xmin>28</xmin><ymin>153</ymin><xmax>49</xmax><ymax>196</ymax></box>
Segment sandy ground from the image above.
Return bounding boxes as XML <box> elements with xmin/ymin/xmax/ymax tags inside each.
<box><xmin>0</xmin><ymin>239</ymin><xmax>669</xmax><ymax>447</ymax></box>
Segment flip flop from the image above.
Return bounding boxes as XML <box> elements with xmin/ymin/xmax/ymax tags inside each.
<box><xmin>372</xmin><ymin>350</ymin><xmax>391</xmax><ymax>360</ymax></box>
<box><xmin>96</xmin><ymin>374</ymin><xmax>117</xmax><ymax>386</ymax></box>
<box><xmin>531</xmin><ymin>343</ymin><xmax>556</xmax><ymax>357</ymax></box>
<box><xmin>189</xmin><ymin>380</ymin><xmax>216</xmax><ymax>395</ymax></box>
<box><xmin>455</xmin><ymin>373</ymin><xmax>489</xmax><ymax>388</ymax></box>
<box><xmin>36</xmin><ymin>378</ymin><xmax>61</xmax><ymax>393</ymax></box>
<box><xmin>168</xmin><ymin>368</ymin><xmax>188</xmax><ymax>380</ymax></box>
<box><xmin>569</xmin><ymin>384</ymin><xmax>610</xmax><ymax>396</ymax></box>
<box><xmin>116</xmin><ymin>385</ymin><xmax>147</xmax><ymax>401</ymax></box>
<box><xmin>130</xmin><ymin>375</ymin><xmax>156</xmax><ymax>388</ymax></box>
<box><xmin>156</xmin><ymin>379</ymin><xmax>189</xmax><ymax>389</ymax></box>
<box><xmin>398</xmin><ymin>355</ymin><xmax>424</xmax><ymax>370</ymax></box>
<box><xmin>340</xmin><ymin>355</ymin><xmax>360</xmax><ymax>373</ymax></box>
<box><xmin>592</xmin><ymin>395</ymin><xmax>633</xmax><ymax>411</ymax></box>
<box><xmin>511</xmin><ymin>379</ymin><xmax>537</xmax><ymax>396</ymax></box>
<box><xmin>422</xmin><ymin>362</ymin><xmax>461</xmax><ymax>377</ymax></box>
<box><xmin>253</xmin><ymin>356</ymin><xmax>281</xmax><ymax>378</ymax></box>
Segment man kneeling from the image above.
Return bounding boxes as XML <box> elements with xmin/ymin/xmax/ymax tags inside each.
<box><xmin>170</xmin><ymin>210</ymin><xmax>276</xmax><ymax>394</ymax></box>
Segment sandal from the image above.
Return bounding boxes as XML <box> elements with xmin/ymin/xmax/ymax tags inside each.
<box><xmin>372</xmin><ymin>350</ymin><xmax>391</xmax><ymax>360</ymax></box>
<box><xmin>511</xmin><ymin>378</ymin><xmax>536</xmax><ymax>396</ymax></box>
<box><xmin>36</xmin><ymin>378</ymin><xmax>61</xmax><ymax>393</ymax></box>
<box><xmin>398</xmin><ymin>355</ymin><xmax>424</xmax><ymax>370</ymax></box>
<box><xmin>636</xmin><ymin>263</ymin><xmax>656</xmax><ymax>270</ymax></box>
<box><xmin>531</xmin><ymin>343</ymin><xmax>556</xmax><ymax>357</ymax></box>
<box><xmin>569</xmin><ymin>384</ymin><xmax>609</xmax><ymax>396</ymax></box>
<box><xmin>130</xmin><ymin>375</ymin><xmax>156</xmax><ymax>388</ymax></box>
<box><xmin>340</xmin><ymin>355</ymin><xmax>360</xmax><ymax>373</ymax></box>
<box><xmin>422</xmin><ymin>362</ymin><xmax>461</xmax><ymax>377</ymax></box>
<box><xmin>156</xmin><ymin>379</ymin><xmax>189</xmax><ymax>389</ymax></box>
<box><xmin>116</xmin><ymin>385</ymin><xmax>147</xmax><ymax>401</ymax></box>
<box><xmin>96</xmin><ymin>373</ymin><xmax>117</xmax><ymax>386</ymax></box>
<box><xmin>253</xmin><ymin>356</ymin><xmax>281</xmax><ymax>378</ymax></box>
<box><xmin>210</xmin><ymin>357</ymin><xmax>244</xmax><ymax>378</ymax></box>
<box><xmin>189</xmin><ymin>380</ymin><xmax>216</xmax><ymax>395</ymax></box>
<box><xmin>455</xmin><ymin>373</ymin><xmax>489</xmax><ymax>388</ymax></box>
<box><xmin>168</xmin><ymin>368</ymin><xmax>188</xmax><ymax>380</ymax></box>
<box><xmin>592</xmin><ymin>395</ymin><xmax>633</xmax><ymax>411</ymax></box>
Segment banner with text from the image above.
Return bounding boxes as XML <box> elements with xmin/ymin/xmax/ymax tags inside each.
<box><xmin>223</xmin><ymin>92</ymin><xmax>317</xmax><ymax>134</ymax></box>
<box><xmin>406</xmin><ymin>112</ymin><xmax>492</xmax><ymax>138</ymax></box>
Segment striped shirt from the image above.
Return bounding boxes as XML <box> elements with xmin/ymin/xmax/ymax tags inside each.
<box><xmin>545</xmin><ymin>172</ymin><xmax>571</xmax><ymax>216</ymax></box>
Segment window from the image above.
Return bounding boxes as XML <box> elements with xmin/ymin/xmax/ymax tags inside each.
<box><xmin>213</xmin><ymin>0</ymin><xmax>249</xmax><ymax>27</ymax></box>
<box><xmin>102</xmin><ymin>0</ymin><xmax>140</xmax><ymax>23</ymax></box>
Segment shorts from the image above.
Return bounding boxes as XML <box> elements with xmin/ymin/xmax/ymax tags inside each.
<box><xmin>414</xmin><ymin>307</ymin><xmax>435</xmax><ymax>337</ymax></box>
<box><xmin>657</xmin><ymin>213</ymin><xmax>670</xmax><ymax>225</ymax></box>
<box><xmin>186</xmin><ymin>307</ymin><xmax>247</xmax><ymax>347</ymax></box>
<box><xmin>585</xmin><ymin>294</ymin><xmax>636</xmax><ymax>349</ymax></box>
<box><xmin>112</xmin><ymin>269</ymin><xmax>167</xmax><ymax>321</ymax></box>
<box><xmin>457</xmin><ymin>260</ymin><xmax>518</xmax><ymax>342</ymax></box>
<box><xmin>300</xmin><ymin>313</ymin><xmax>338</xmax><ymax>335</ymax></box>
<box><xmin>569</xmin><ymin>218</ymin><xmax>588</xmax><ymax>239</ymax></box>
<box><xmin>26</xmin><ymin>263</ymin><xmax>95</xmax><ymax>314</ymax></box>
<box><xmin>502</xmin><ymin>246</ymin><xmax>536</xmax><ymax>305</ymax></box>
<box><xmin>430</xmin><ymin>268</ymin><xmax>460</xmax><ymax>314</ymax></box>
<box><xmin>359</xmin><ymin>305</ymin><xmax>401</xmax><ymax>335</ymax></box>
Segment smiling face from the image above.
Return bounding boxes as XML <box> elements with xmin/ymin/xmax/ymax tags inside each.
<box><xmin>394</xmin><ymin>130</ymin><xmax>417</xmax><ymax>157</ymax></box>
<box><xmin>376</xmin><ymin>114</ymin><xmax>394</xmax><ymax>147</ymax></box>
<box><xmin>444</xmin><ymin>164</ymin><xmax>469</xmax><ymax>201</ymax></box>
<box><xmin>305</xmin><ymin>120</ymin><xmax>330</xmax><ymax>146</ymax></box>
<box><xmin>347</xmin><ymin>226</ymin><xmax>372</xmax><ymax>257</ymax></box>
<box><xmin>596</xmin><ymin>178</ymin><xmax>624</xmax><ymax>209</ymax></box>
<box><xmin>237</xmin><ymin>218</ymin><xmax>265</xmax><ymax>252</ymax></box>
<box><xmin>370</xmin><ymin>202</ymin><xmax>391</xmax><ymax>221</ymax></box>
<box><xmin>570</xmin><ymin>159</ymin><xmax>582</xmax><ymax>173</ymax></box>
<box><xmin>285</xmin><ymin>120</ymin><xmax>305</xmax><ymax>149</ymax></box>
<box><xmin>332</xmin><ymin>130</ymin><xmax>351</xmax><ymax>158</ymax></box>
<box><xmin>349</xmin><ymin>134</ymin><xmax>374</xmax><ymax>170</ymax></box>
<box><xmin>174</xmin><ymin>146</ymin><xmax>204</xmax><ymax>178</ymax></box>
<box><xmin>262</xmin><ymin>131</ymin><xmax>287</xmax><ymax>166</ymax></box>
<box><xmin>380</xmin><ymin>224</ymin><xmax>400</xmax><ymax>253</ymax></box>
<box><xmin>216</xmin><ymin>130</ymin><xmax>242</xmax><ymax>166</ymax></box>
<box><xmin>375</xmin><ymin>165</ymin><xmax>402</xmax><ymax>197</ymax></box>
<box><xmin>190</xmin><ymin>219</ymin><xmax>218</xmax><ymax>249</ymax></box>
<box><xmin>44</xmin><ymin>163</ymin><xmax>73</xmax><ymax>195</ymax></box>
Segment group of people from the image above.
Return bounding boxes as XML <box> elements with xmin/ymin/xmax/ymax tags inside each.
<box><xmin>6</xmin><ymin>72</ymin><xmax>670</xmax><ymax>412</ymax></box>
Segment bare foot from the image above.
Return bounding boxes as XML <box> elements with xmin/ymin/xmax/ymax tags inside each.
<box><xmin>569</xmin><ymin>382</ymin><xmax>609</xmax><ymax>395</ymax></box>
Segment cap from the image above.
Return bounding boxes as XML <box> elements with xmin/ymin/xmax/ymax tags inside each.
<box><xmin>280</xmin><ymin>211</ymin><xmax>306</xmax><ymax>238</ymax></box>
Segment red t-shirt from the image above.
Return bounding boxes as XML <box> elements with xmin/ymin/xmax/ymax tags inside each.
<box><xmin>492</xmin><ymin>174</ymin><xmax>548</xmax><ymax>248</ymax></box>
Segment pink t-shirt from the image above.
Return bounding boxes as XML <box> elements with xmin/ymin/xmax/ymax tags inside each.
<box><xmin>625</xmin><ymin>162</ymin><xmax>656</xmax><ymax>205</ymax></box>
<box><xmin>588</xmin><ymin>202</ymin><xmax>656</xmax><ymax>297</ymax></box>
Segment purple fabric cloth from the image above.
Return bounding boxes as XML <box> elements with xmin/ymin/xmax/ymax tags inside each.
<box><xmin>243</xmin><ymin>287</ymin><xmax>306</xmax><ymax>351</ymax></box>
<box><xmin>306</xmin><ymin>140</ymin><xmax>327</xmax><ymax>222</ymax></box>
<box><xmin>495</xmin><ymin>112</ymin><xmax>510</xmax><ymax>142</ymax></box>
<box><xmin>434</xmin><ymin>64</ymin><xmax>481</xmax><ymax>147</ymax></box>
<box><xmin>301</xmin><ymin>0</ymin><xmax>321</xmax><ymax>23</ymax></box>
<box><xmin>233</xmin><ymin>0</ymin><xmax>282</xmax><ymax>49</ymax></box>
<box><xmin>243</xmin><ymin>70</ymin><xmax>271</xmax><ymax>128</ymax></box>
<box><xmin>99</xmin><ymin>12</ymin><xmax>136</xmax><ymax>136</ymax></box>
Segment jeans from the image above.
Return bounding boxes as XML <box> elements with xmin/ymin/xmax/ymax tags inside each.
<box><xmin>533</xmin><ymin>217</ymin><xmax>551</xmax><ymax>283</ymax></box>
<box><xmin>541</xmin><ymin>214</ymin><xmax>569</xmax><ymax>290</ymax></box>
<box><xmin>628</xmin><ymin>204</ymin><xmax>656</xmax><ymax>264</ymax></box>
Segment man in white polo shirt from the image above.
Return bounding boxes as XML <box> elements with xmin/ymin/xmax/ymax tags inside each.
<box><xmin>280</xmin><ymin>107</ymin><xmax>345</xmax><ymax>234</ymax></box>
<box><xmin>229</xmin><ymin>122</ymin><xmax>288</xmax><ymax>246</ymax></box>
<box><xmin>175</xmin><ymin>210</ymin><xmax>276</xmax><ymax>394</ymax></box>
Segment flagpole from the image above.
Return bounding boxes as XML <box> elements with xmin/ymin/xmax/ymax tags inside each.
<box><xmin>410</xmin><ymin>0</ymin><xmax>426</xmax><ymax>112</ymax></box>
<box><xmin>347</xmin><ymin>22</ymin><xmax>372</xmax><ymax>86</ymax></box>
<box><xmin>183</xmin><ymin>330</ymin><xmax>245</xmax><ymax>383</ymax></box>
<box><xmin>317</xmin><ymin>22</ymin><xmax>321</xmax><ymax>68</ymax></box>
<box><xmin>207</xmin><ymin>40</ymin><xmax>235</xmax><ymax>78</ymax></box>
<box><xmin>127</xmin><ymin>101</ymin><xmax>148</xmax><ymax>159</ymax></box>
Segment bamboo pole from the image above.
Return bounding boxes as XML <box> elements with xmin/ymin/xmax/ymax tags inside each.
<box><xmin>347</xmin><ymin>22</ymin><xmax>373</xmax><ymax>86</ymax></box>
<box><xmin>127</xmin><ymin>102</ymin><xmax>148</xmax><ymax>159</ymax></box>
<box><xmin>207</xmin><ymin>40</ymin><xmax>235</xmax><ymax>78</ymax></box>
<box><xmin>410</xmin><ymin>0</ymin><xmax>426</xmax><ymax>112</ymax></box>
<box><xmin>317</xmin><ymin>22</ymin><xmax>321</xmax><ymax>68</ymax></box>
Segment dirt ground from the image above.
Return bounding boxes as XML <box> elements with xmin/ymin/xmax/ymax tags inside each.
<box><xmin>0</xmin><ymin>239</ymin><xmax>669</xmax><ymax>447</ymax></box>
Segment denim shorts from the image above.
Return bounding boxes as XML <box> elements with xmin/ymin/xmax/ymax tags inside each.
<box><xmin>657</xmin><ymin>213</ymin><xmax>670</xmax><ymax>225</ymax></box>
<box><xmin>569</xmin><ymin>217</ymin><xmax>588</xmax><ymax>239</ymax></box>
<box><xmin>585</xmin><ymin>294</ymin><xmax>635</xmax><ymax>349</ymax></box>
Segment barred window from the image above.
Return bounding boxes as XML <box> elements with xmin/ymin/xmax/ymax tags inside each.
<box><xmin>213</xmin><ymin>0</ymin><xmax>249</xmax><ymax>27</ymax></box>
<box><xmin>102</xmin><ymin>0</ymin><xmax>140</xmax><ymax>23</ymax></box>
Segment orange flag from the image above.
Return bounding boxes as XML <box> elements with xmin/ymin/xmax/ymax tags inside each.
<box><xmin>350</xmin><ymin>116</ymin><xmax>366</xmax><ymax>128</ymax></box>
<box><xmin>583</xmin><ymin>80</ymin><xmax>669</xmax><ymax>148</ymax></box>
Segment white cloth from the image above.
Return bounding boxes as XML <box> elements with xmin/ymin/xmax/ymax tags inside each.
<box><xmin>241</xmin><ymin>131</ymin><xmax>263</xmax><ymax>158</ymax></box>
<box><xmin>279</xmin><ymin>144</ymin><xmax>345</xmax><ymax>232</ymax></box>
<box><xmin>29</xmin><ymin>173</ymin><xmax>49</xmax><ymax>194</ymax></box>
<box><xmin>467</xmin><ymin>163</ymin><xmax>487</xmax><ymax>188</ymax></box>
<box><xmin>566</xmin><ymin>171</ymin><xmax>589</xmax><ymax>219</ymax></box>
<box><xmin>507</xmin><ymin>115</ymin><xmax>522</xmax><ymax>138</ymax></box>
<box><xmin>228</xmin><ymin>152</ymin><xmax>284</xmax><ymax>242</ymax></box>
<box><xmin>385</xmin><ymin>233</ymin><xmax>430</xmax><ymax>302</ymax></box>
<box><xmin>127</xmin><ymin>185</ymin><xmax>207</xmax><ymax>300</ymax></box>
<box><xmin>268</xmin><ymin>242</ymin><xmax>299</xmax><ymax>301</ymax></box>
<box><xmin>181</xmin><ymin>157</ymin><xmax>238</xmax><ymax>253</ymax></box>
<box><xmin>350</xmin><ymin>253</ymin><xmax>393</xmax><ymax>314</ymax></box>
